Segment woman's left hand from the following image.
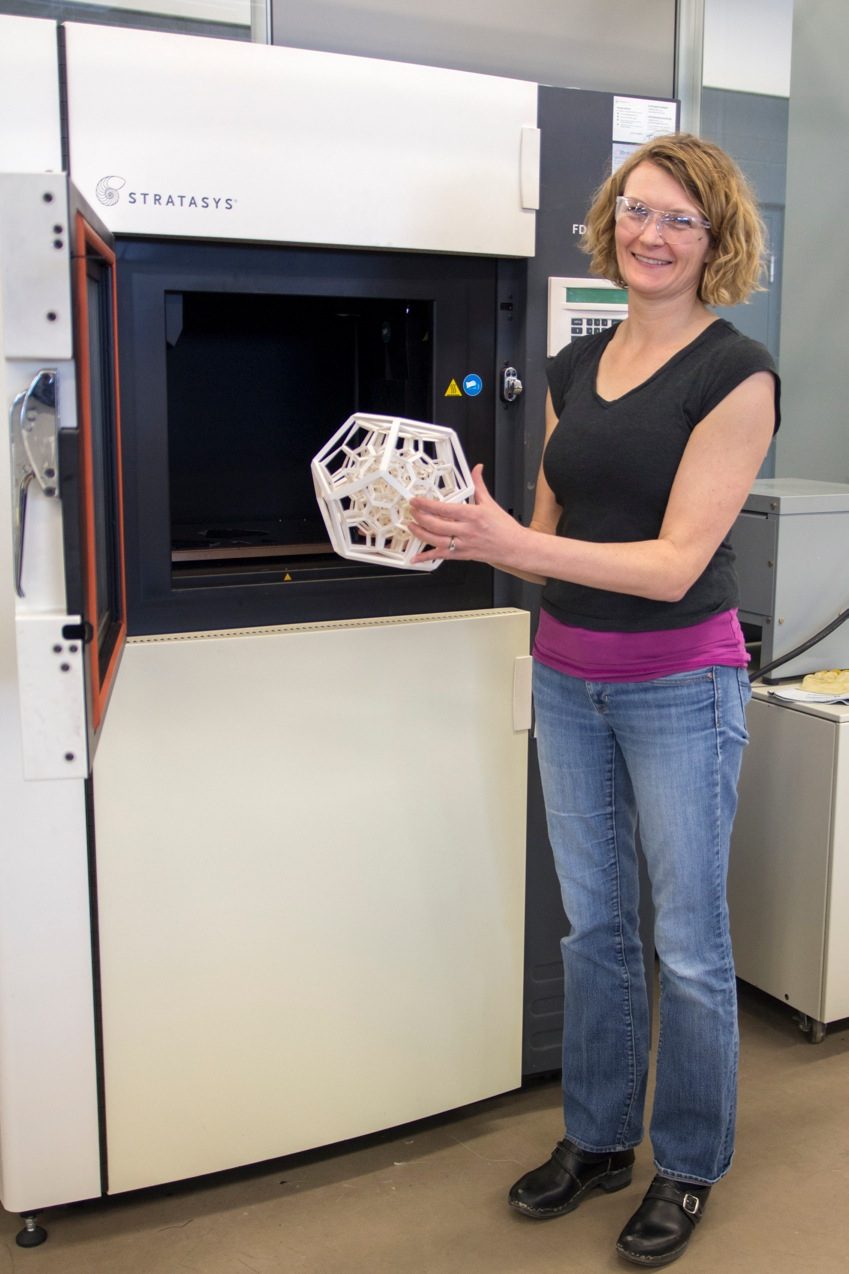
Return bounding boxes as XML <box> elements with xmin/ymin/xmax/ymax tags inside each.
<box><xmin>408</xmin><ymin>464</ymin><xmax>527</xmax><ymax>566</ymax></box>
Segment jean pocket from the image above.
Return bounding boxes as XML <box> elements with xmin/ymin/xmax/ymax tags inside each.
<box><xmin>736</xmin><ymin>666</ymin><xmax>753</xmax><ymax>715</ymax></box>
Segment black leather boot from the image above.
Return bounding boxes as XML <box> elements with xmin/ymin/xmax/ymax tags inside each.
<box><xmin>616</xmin><ymin>1175</ymin><xmax>711</xmax><ymax>1266</ymax></box>
<box><xmin>508</xmin><ymin>1138</ymin><xmax>635</xmax><ymax>1219</ymax></box>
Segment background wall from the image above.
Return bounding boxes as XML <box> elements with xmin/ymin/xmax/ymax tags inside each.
<box><xmin>698</xmin><ymin>0</ymin><xmax>791</xmax><ymax>483</ymax></box>
<box><xmin>0</xmin><ymin>0</ymin><xmax>250</xmax><ymax>38</ymax></box>
<box><xmin>774</xmin><ymin>1</ymin><xmax>848</xmax><ymax>479</ymax></box>
<box><xmin>699</xmin><ymin>89</ymin><xmax>787</xmax><ymax>364</ymax></box>
<box><xmin>269</xmin><ymin>0</ymin><xmax>678</xmax><ymax>97</ymax></box>
<box><xmin>702</xmin><ymin>0</ymin><xmax>792</xmax><ymax>98</ymax></box>
<box><xmin>69</xmin><ymin>0</ymin><xmax>247</xmax><ymax>18</ymax></box>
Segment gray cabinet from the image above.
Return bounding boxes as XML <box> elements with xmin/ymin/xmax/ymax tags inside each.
<box><xmin>729</xmin><ymin>690</ymin><xmax>849</xmax><ymax>1039</ymax></box>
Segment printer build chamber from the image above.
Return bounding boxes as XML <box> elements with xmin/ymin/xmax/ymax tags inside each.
<box><xmin>115</xmin><ymin>239</ymin><xmax>508</xmax><ymax>635</ymax></box>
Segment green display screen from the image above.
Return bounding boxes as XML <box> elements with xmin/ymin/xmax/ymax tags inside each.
<box><xmin>566</xmin><ymin>286</ymin><xmax>628</xmax><ymax>306</ymax></box>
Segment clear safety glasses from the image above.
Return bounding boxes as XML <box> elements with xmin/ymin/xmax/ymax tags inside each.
<box><xmin>614</xmin><ymin>195</ymin><xmax>711</xmax><ymax>240</ymax></box>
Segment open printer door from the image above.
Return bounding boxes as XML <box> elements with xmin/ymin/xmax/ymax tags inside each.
<box><xmin>0</xmin><ymin>172</ymin><xmax>125</xmax><ymax>1220</ymax></box>
<box><xmin>6</xmin><ymin>173</ymin><xmax>126</xmax><ymax>779</ymax></box>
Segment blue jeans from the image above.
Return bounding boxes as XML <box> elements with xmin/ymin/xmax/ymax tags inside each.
<box><xmin>532</xmin><ymin>661</ymin><xmax>752</xmax><ymax>1185</ymax></box>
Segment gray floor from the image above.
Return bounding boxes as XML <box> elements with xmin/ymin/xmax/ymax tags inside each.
<box><xmin>1</xmin><ymin>983</ymin><xmax>847</xmax><ymax>1273</ymax></box>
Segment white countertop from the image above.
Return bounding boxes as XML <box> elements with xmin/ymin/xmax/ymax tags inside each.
<box><xmin>753</xmin><ymin>679</ymin><xmax>849</xmax><ymax>723</ymax></box>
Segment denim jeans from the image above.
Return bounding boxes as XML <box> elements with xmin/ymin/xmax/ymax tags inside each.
<box><xmin>532</xmin><ymin>660</ymin><xmax>752</xmax><ymax>1185</ymax></box>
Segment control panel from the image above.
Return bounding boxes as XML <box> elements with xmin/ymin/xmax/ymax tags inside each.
<box><xmin>547</xmin><ymin>277</ymin><xmax>628</xmax><ymax>356</ymax></box>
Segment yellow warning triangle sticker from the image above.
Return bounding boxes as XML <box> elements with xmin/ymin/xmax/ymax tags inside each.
<box><xmin>444</xmin><ymin>378</ymin><xmax>462</xmax><ymax>397</ymax></box>
<box><xmin>283</xmin><ymin>573</ymin><xmax>293</xmax><ymax>581</ymax></box>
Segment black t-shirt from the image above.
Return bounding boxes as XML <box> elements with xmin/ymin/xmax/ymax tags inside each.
<box><xmin>541</xmin><ymin>318</ymin><xmax>781</xmax><ymax>632</ymax></box>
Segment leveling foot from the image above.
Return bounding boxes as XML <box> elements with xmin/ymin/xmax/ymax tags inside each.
<box><xmin>16</xmin><ymin>1214</ymin><xmax>47</xmax><ymax>1247</ymax></box>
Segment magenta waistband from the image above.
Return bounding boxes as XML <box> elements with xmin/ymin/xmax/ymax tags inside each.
<box><xmin>533</xmin><ymin>607</ymin><xmax>749</xmax><ymax>683</ymax></box>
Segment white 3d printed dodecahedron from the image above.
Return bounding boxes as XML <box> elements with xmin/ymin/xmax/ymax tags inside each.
<box><xmin>311</xmin><ymin>413</ymin><xmax>474</xmax><ymax>571</ymax></box>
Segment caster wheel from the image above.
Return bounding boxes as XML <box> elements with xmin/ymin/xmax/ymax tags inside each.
<box><xmin>16</xmin><ymin>1217</ymin><xmax>47</xmax><ymax>1247</ymax></box>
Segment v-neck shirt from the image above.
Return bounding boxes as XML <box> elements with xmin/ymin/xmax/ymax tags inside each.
<box><xmin>539</xmin><ymin>318</ymin><xmax>780</xmax><ymax>635</ymax></box>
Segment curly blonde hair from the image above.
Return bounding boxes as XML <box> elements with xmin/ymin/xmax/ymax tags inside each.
<box><xmin>582</xmin><ymin>133</ymin><xmax>765</xmax><ymax>306</ymax></box>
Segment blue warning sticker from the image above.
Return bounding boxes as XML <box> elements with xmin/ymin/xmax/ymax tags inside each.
<box><xmin>463</xmin><ymin>373</ymin><xmax>483</xmax><ymax>397</ymax></box>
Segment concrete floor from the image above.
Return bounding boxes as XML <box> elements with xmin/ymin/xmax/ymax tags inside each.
<box><xmin>1</xmin><ymin>982</ymin><xmax>847</xmax><ymax>1274</ymax></box>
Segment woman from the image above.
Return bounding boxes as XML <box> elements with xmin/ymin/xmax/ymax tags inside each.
<box><xmin>408</xmin><ymin>133</ymin><xmax>779</xmax><ymax>1267</ymax></box>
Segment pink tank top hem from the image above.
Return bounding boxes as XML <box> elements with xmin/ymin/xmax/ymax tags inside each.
<box><xmin>533</xmin><ymin>608</ymin><xmax>749</xmax><ymax>683</ymax></box>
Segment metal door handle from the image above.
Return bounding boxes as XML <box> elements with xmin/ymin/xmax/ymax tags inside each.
<box><xmin>501</xmin><ymin>366</ymin><xmax>524</xmax><ymax>403</ymax></box>
<box><xmin>10</xmin><ymin>369</ymin><xmax>59</xmax><ymax>598</ymax></box>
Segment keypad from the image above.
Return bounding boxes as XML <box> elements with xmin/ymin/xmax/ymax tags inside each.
<box><xmin>570</xmin><ymin>317</ymin><xmax>618</xmax><ymax>336</ymax></box>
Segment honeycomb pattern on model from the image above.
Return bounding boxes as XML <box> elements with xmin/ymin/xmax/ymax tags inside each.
<box><xmin>312</xmin><ymin>414</ymin><xmax>473</xmax><ymax>572</ymax></box>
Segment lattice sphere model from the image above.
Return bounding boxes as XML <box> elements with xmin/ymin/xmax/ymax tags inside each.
<box><xmin>311</xmin><ymin>414</ymin><xmax>474</xmax><ymax>571</ymax></box>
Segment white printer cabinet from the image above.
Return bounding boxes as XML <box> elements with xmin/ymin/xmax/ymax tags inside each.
<box><xmin>729</xmin><ymin>690</ymin><xmax>849</xmax><ymax>1041</ymax></box>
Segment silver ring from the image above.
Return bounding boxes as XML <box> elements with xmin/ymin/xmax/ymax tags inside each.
<box><xmin>448</xmin><ymin>536</ymin><xmax>457</xmax><ymax>553</ymax></box>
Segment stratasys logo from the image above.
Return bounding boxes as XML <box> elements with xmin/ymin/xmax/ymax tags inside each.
<box><xmin>95</xmin><ymin>175</ymin><xmax>235</xmax><ymax>212</ymax></box>
<box><xmin>95</xmin><ymin>176</ymin><xmax>126</xmax><ymax>206</ymax></box>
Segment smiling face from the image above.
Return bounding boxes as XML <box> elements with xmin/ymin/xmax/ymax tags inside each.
<box><xmin>615</xmin><ymin>161</ymin><xmax>713</xmax><ymax>303</ymax></box>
